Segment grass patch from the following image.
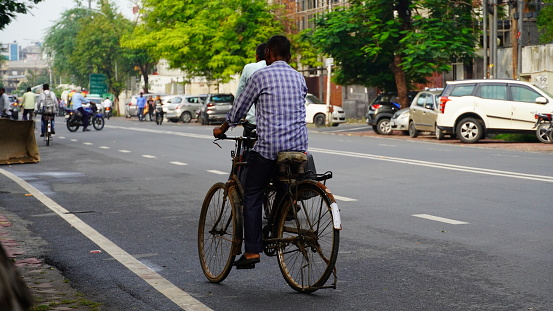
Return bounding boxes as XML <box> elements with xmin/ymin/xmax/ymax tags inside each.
<box><xmin>493</xmin><ymin>133</ymin><xmax>539</xmax><ymax>142</ymax></box>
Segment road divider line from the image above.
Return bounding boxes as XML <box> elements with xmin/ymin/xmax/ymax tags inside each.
<box><xmin>106</xmin><ymin>126</ymin><xmax>553</xmax><ymax>183</ymax></box>
<box><xmin>170</xmin><ymin>161</ymin><xmax>188</xmax><ymax>166</ymax></box>
<box><xmin>142</xmin><ymin>155</ymin><xmax>157</xmax><ymax>159</ymax></box>
<box><xmin>118</xmin><ymin>150</ymin><xmax>131</xmax><ymax>153</ymax></box>
<box><xmin>207</xmin><ymin>170</ymin><xmax>227</xmax><ymax>175</ymax></box>
<box><xmin>412</xmin><ymin>214</ymin><xmax>469</xmax><ymax>225</ymax></box>
<box><xmin>0</xmin><ymin>168</ymin><xmax>213</xmax><ymax>311</ymax></box>
<box><xmin>309</xmin><ymin>147</ymin><xmax>553</xmax><ymax>183</ymax></box>
<box><xmin>99</xmin><ymin>146</ymin><xmax>110</xmax><ymax>149</ymax></box>
<box><xmin>83</xmin><ymin>142</ymin><xmax>93</xmax><ymax>145</ymax></box>
<box><xmin>70</xmin><ymin>139</ymin><xmax>78</xmax><ymax>142</ymax></box>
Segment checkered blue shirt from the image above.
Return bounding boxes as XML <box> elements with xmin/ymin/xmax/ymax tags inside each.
<box><xmin>226</xmin><ymin>61</ymin><xmax>308</xmax><ymax>160</ymax></box>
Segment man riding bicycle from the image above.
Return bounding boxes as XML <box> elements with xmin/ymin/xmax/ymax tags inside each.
<box><xmin>213</xmin><ymin>35</ymin><xmax>308</xmax><ymax>269</ymax></box>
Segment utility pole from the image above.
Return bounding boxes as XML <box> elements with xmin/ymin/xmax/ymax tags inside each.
<box><xmin>325</xmin><ymin>57</ymin><xmax>333</xmax><ymax>126</ymax></box>
<box><xmin>510</xmin><ymin>0</ymin><xmax>519</xmax><ymax>79</ymax></box>
<box><xmin>483</xmin><ymin>0</ymin><xmax>488</xmax><ymax>78</ymax></box>
<box><xmin>491</xmin><ymin>0</ymin><xmax>498</xmax><ymax>79</ymax></box>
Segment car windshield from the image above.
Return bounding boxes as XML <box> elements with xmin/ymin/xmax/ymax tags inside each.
<box><xmin>211</xmin><ymin>95</ymin><xmax>234</xmax><ymax>103</ymax></box>
<box><xmin>532</xmin><ymin>83</ymin><xmax>553</xmax><ymax>99</ymax></box>
<box><xmin>307</xmin><ymin>94</ymin><xmax>324</xmax><ymax>104</ymax></box>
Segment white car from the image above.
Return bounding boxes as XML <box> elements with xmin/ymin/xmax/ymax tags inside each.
<box><xmin>436</xmin><ymin>79</ymin><xmax>553</xmax><ymax>143</ymax></box>
<box><xmin>305</xmin><ymin>93</ymin><xmax>346</xmax><ymax>127</ymax></box>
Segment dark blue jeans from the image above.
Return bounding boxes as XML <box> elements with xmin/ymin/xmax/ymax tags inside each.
<box><xmin>77</xmin><ymin>107</ymin><xmax>90</xmax><ymax>129</ymax></box>
<box><xmin>41</xmin><ymin>115</ymin><xmax>55</xmax><ymax>134</ymax></box>
<box><xmin>242</xmin><ymin>151</ymin><xmax>278</xmax><ymax>254</ymax></box>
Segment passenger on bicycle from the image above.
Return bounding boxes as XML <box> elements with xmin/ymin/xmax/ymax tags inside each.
<box><xmin>36</xmin><ymin>84</ymin><xmax>59</xmax><ymax>137</ymax></box>
<box><xmin>236</xmin><ymin>42</ymin><xmax>267</xmax><ymax>140</ymax></box>
<box><xmin>213</xmin><ymin>35</ymin><xmax>308</xmax><ymax>269</ymax></box>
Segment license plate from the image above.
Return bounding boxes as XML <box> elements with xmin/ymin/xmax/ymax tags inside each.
<box><xmin>65</xmin><ymin>114</ymin><xmax>69</xmax><ymax>119</ymax></box>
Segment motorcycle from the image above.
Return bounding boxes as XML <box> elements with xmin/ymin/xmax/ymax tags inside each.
<box><xmin>65</xmin><ymin>102</ymin><xmax>105</xmax><ymax>132</ymax></box>
<box><xmin>104</xmin><ymin>106</ymin><xmax>112</xmax><ymax>119</ymax></box>
<box><xmin>532</xmin><ymin>111</ymin><xmax>553</xmax><ymax>143</ymax></box>
<box><xmin>155</xmin><ymin>104</ymin><xmax>164</xmax><ymax>125</ymax></box>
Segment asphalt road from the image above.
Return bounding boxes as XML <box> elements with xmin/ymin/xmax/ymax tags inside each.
<box><xmin>1</xmin><ymin>118</ymin><xmax>552</xmax><ymax>310</ymax></box>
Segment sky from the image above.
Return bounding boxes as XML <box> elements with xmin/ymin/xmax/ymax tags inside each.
<box><xmin>0</xmin><ymin>0</ymin><xmax>135</xmax><ymax>47</ymax></box>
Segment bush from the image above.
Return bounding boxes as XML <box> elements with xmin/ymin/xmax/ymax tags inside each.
<box><xmin>493</xmin><ymin>133</ymin><xmax>539</xmax><ymax>143</ymax></box>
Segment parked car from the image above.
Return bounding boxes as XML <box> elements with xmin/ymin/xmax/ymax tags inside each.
<box><xmin>408</xmin><ymin>89</ymin><xmax>449</xmax><ymax>139</ymax></box>
<box><xmin>125</xmin><ymin>93</ymin><xmax>167</xmax><ymax>118</ymax></box>
<box><xmin>366</xmin><ymin>91</ymin><xmax>418</xmax><ymax>135</ymax></box>
<box><xmin>390</xmin><ymin>108</ymin><xmax>410</xmax><ymax>135</ymax></box>
<box><xmin>199</xmin><ymin>94</ymin><xmax>235</xmax><ymax>125</ymax></box>
<box><xmin>305</xmin><ymin>93</ymin><xmax>346</xmax><ymax>127</ymax></box>
<box><xmin>436</xmin><ymin>79</ymin><xmax>553</xmax><ymax>143</ymax></box>
<box><xmin>164</xmin><ymin>94</ymin><xmax>207</xmax><ymax>123</ymax></box>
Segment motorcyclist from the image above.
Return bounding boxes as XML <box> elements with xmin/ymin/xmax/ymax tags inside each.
<box><xmin>71</xmin><ymin>87</ymin><xmax>91</xmax><ymax>132</ymax></box>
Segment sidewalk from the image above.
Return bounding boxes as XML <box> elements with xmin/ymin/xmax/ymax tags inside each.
<box><xmin>0</xmin><ymin>208</ymin><xmax>101</xmax><ymax>311</ymax></box>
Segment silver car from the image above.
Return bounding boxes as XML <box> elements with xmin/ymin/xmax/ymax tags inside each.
<box><xmin>164</xmin><ymin>94</ymin><xmax>206</xmax><ymax>123</ymax></box>
<box><xmin>125</xmin><ymin>93</ymin><xmax>166</xmax><ymax>118</ymax></box>
<box><xmin>408</xmin><ymin>90</ymin><xmax>446</xmax><ymax>139</ymax></box>
<box><xmin>390</xmin><ymin>108</ymin><xmax>410</xmax><ymax>135</ymax></box>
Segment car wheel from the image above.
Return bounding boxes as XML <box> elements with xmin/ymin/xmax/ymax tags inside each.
<box><xmin>435</xmin><ymin>126</ymin><xmax>445</xmax><ymax>140</ymax></box>
<box><xmin>371</xmin><ymin>125</ymin><xmax>378</xmax><ymax>132</ymax></box>
<box><xmin>456</xmin><ymin>117</ymin><xmax>484</xmax><ymax>143</ymax></box>
<box><xmin>401</xmin><ymin>131</ymin><xmax>409</xmax><ymax>136</ymax></box>
<box><xmin>408</xmin><ymin>120</ymin><xmax>418</xmax><ymax>138</ymax></box>
<box><xmin>536</xmin><ymin>123</ymin><xmax>552</xmax><ymax>143</ymax></box>
<box><xmin>180</xmin><ymin>111</ymin><xmax>192</xmax><ymax>123</ymax></box>
<box><xmin>314</xmin><ymin>114</ymin><xmax>326</xmax><ymax>127</ymax></box>
<box><xmin>169</xmin><ymin>119</ymin><xmax>178</xmax><ymax>123</ymax></box>
<box><xmin>376</xmin><ymin>118</ymin><xmax>392</xmax><ymax>135</ymax></box>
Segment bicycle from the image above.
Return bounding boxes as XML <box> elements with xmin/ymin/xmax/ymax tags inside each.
<box><xmin>43</xmin><ymin>113</ymin><xmax>54</xmax><ymax>146</ymax></box>
<box><xmin>198</xmin><ymin>135</ymin><xmax>341</xmax><ymax>293</ymax></box>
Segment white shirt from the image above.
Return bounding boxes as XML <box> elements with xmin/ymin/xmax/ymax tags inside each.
<box><xmin>236</xmin><ymin>60</ymin><xmax>266</xmax><ymax>124</ymax></box>
<box><xmin>103</xmin><ymin>99</ymin><xmax>112</xmax><ymax>108</ymax></box>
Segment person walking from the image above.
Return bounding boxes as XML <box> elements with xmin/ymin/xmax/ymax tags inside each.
<box><xmin>21</xmin><ymin>87</ymin><xmax>36</xmax><ymax>121</ymax></box>
<box><xmin>136</xmin><ymin>93</ymin><xmax>146</xmax><ymax>121</ymax></box>
<box><xmin>213</xmin><ymin>35</ymin><xmax>308</xmax><ymax>268</ymax></box>
<box><xmin>0</xmin><ymin>87</ymin><xmax>9</xmax><ymax>118</ymax></box>
<box><xmin>147</xmin><ymin>96</ymin><xmax>155</xmax><ymax>121</ymax></box>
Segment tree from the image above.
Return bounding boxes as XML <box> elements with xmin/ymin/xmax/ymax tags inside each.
<box><xmin>307</xmin><ymin>0</ymin><xmax>479</xmax><ymax>107</ymax></box>
<box><xmin>44</xmin><ymin>1</ymin><xmax>139</xmax><ymax>103</ymax></box>
<box><xmin>123</xmin><ymin>0</ymin><xmax>284</xmax><ymax>88</ymax></box>
<box><xmin>0</xmin><ymin>0</ymin><xmax>44</xmax><ymax>30</ymax></box>
<box><xmin>537</xmin><ymin>0</ymin><xmax>553</xmax><ymax>43</ymax></box>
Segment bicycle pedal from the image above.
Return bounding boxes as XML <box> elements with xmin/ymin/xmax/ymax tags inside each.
<box><xmin>236</xmin><ymin>263</ymin><xmax>256</xmax><ymax>270</ymax></box>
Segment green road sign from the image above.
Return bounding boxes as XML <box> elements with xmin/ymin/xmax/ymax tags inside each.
<box><xmin>89</xmin><ymin>74</ymin><xmax>108</xmax><ymax>94</ymax></box>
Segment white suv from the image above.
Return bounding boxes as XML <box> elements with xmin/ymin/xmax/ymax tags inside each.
<box><xmin>436</xmin><ymin>79</ymin><xmax>553</xmax><ymax>143</ymax></box>
<box><xmin>305</xmin><ymin>93</ymin><xmax>346</xmax><ymax>127</ymax></box>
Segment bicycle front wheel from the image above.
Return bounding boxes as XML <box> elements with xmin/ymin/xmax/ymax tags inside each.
<box><xmin>198</xmin><ymin>183</ymin><xmax>241</xmax><ymax>283</ymax></box>
<box><xmin>277</xmin><ymin>182</ymin><xmax>340</xmax><ymax>293</ymax></box>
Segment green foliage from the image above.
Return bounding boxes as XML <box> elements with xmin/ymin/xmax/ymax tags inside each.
<box><xmin>306</xmin><ymin>0</ymin><xmax>478</xmax><ymax>93</ymax></box>
<box><xmin>124</xmin><ymin>0</ymin><xmax>284</xmax><ymax>83</ymax></box>
<box><xmin>44</xmin><ymin>1</ymin><xmax>145</xmax><ymax>99</ymax></box>
<box><xmin>537</xmin><ymin>0</ymin><xmax>553</xmax><ymax>43</ymax></box>
<box><xmin>0</xmin><ymin>0</ymin><xmax>44</xmax><ymax>30</ymax></box>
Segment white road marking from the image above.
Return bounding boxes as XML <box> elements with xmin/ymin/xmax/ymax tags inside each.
<box><xmin>170</xmin><ymin>161</ymin><xmax>188</xmax><ymax>166</ymax></box>
<box><xmin>58</xmin><ymin>136</ymin><xmax>66</xmax><ymax>139</ymax></box>
<box><xmin>83</xmin><ymin>142</ymin><xmax>93</xmax><ymax>145</ymax></box>
<box><xmin>412</xmin><ymin>214</ymin><xmax>469</xmax><ymax>225</ymax></box>
<box><xmin>118</xmin><ymin>150</ymin><xmax>131</xmax><ymax>153</ymax></box>
<box><xmin>333</xmin><ymin>195</ymin><xmax>357</xmax><ymax>202</ymax></box>
<box><xmin>99</xmin><ymin>146</ymin><xmax>110</xmax><ymax>149</ymax></box>
<box><xmin>70</xmin><ymin>139</ymin><xmax>78</xmax><ymax>142</ymax></box>
<box><xmin>105</xmin><ymin>126</ymin><xmax>553</xmax><ymax>183</ymax></box>
<box><xmin>142</xmin><ymin>155</ymin><xmax>157</xmax><ymax>159</ymax></box>
<box><xmin>207</xmin><ymin>170</ymin><xmax>228</xmax><ymax>175</ymax></box>
<box><xmin>309</xmin><ymin>147</ymin><xmax>553</xmax><ymax>183</ymax></box>
<box><xmin>0</xmin><ymin>168</ymin><xmax>212</xmax><ymax>311</ymax></box>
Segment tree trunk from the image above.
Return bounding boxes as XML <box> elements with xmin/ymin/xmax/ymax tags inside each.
<box><xmin>390</xmin><ymin>54</ymin><xmax>409</xmax><ymax>108</ymax></box>
<box><xmin>140</xmin><ymin>64</ymin><xmax>149</xmax><ymax>93</ymax></box>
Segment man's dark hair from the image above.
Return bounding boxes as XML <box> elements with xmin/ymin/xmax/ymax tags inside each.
<box><xmin>26</xmin><ymin>87</ymin><xmax>31</xmax><ymax>92</ymax></box>
<box><xmin>256</xmin><ymin>43</ymin><xmax>267</xmax><ymax>61</ymax></box>
<box><xmin>267</xmin><ymin>35</ymin><xmax>290</xmax><ymax>58</ymax></box>
<box><xmin>43</xmin><ymin>83</ymin><xmax>50</xmax><ymax>90</ymax></box>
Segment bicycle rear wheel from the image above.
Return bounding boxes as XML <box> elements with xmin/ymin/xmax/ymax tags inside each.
<box><xmin>277</xmin><ymin>182</ymin><xmax>339</xmax><ymax>293</ymax></box>
<box><xmin>198</xmin><ymin>183</ymin><xmax>241</xmax><ymax>283</ymax></box>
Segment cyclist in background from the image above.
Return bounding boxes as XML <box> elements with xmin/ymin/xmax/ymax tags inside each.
<box><xmin>213</xmin><ymin>35</ymin><xmax>308</xmax><ymax>268</ymax></box>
